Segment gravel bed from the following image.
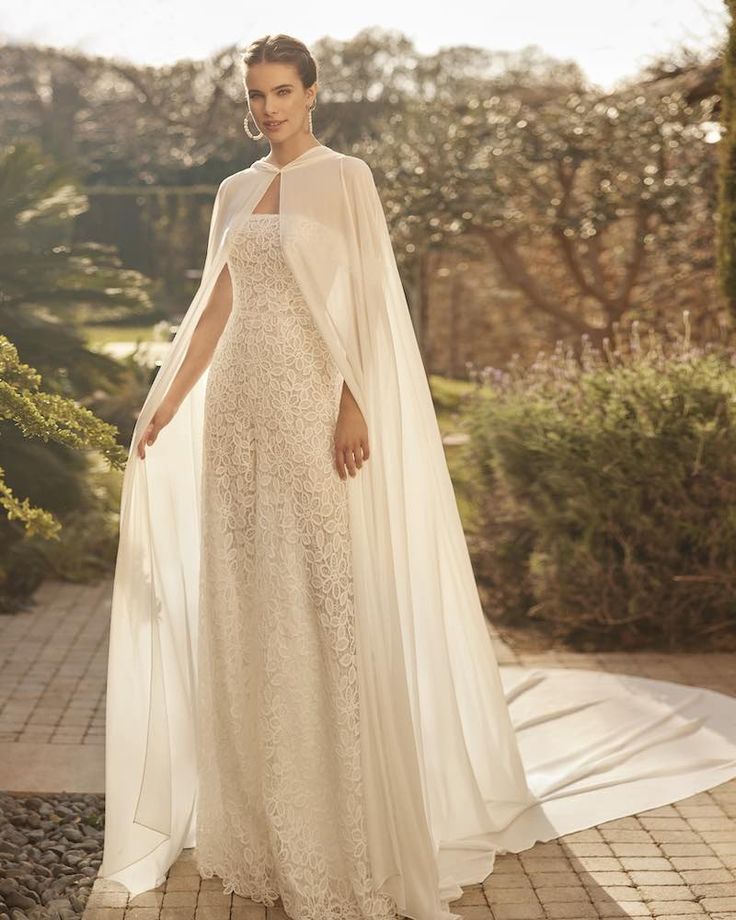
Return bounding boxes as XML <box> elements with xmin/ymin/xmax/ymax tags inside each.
<box><xmin>0</xmin><ymin>791</ymin><xmax>104</xmax><ymax>920</ymax></box>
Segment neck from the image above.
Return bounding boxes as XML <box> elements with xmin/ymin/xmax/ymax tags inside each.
<box><xmin>265</xmin><ymin>134</ymin><xmax>322</xmax><ymax>168</ymax></box>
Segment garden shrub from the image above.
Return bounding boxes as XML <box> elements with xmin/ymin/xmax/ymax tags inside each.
<box><xmin>464</xmin><ymin>316</ymin><xmax>736</xmax><ymax>651</ymax></box>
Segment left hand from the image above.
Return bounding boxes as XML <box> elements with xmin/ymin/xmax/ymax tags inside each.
<box><xmin>334</xmin><ymin>402</ymin><xmax>370</xmax><ymax>480</ymax></box>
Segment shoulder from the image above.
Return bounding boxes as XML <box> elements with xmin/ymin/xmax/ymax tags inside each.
<box><xmin>337</xmin><ymin>154</ymin><xmax>378</xmax><ymax>199</ymax></box>
<box><xmin>219</xmin><ymin>167</ymin><xmax>250</xmax><ymax>192</ymax></box>
<box><xmin>210</xmin><ymin>167</ymin><xmax>257</xmax><ymax>208</ymax></box>
<box><xmin>338</xmin><ymin>153</ymin><xmax>374</xmax><ymax>180</ymax></box>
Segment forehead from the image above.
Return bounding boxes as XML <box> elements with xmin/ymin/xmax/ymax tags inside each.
<box><xmin>244</xmin><ymin>61</ymin><xmax>299</xmax><ymax>90</ymax></box>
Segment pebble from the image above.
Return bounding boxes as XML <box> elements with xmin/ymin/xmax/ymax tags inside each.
<box><xmin>0</xmin><ymin>792</ymin><xmax>104</xmax><ymax>920</ymax></box>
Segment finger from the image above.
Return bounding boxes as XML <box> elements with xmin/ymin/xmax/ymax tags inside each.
<box><xmin>344</xmin><ymin>448</ymin><xmax>358</xmax><ymax>478</ymax></box>
<box><xmin>361</xmin><ymin>439</ymin><xmax>370</xmax><ymax>461</ymax></box>
<box><xmin>140</xmin><ymin>422</ymin><xmax>157</xmax><ymax>458</ymax></box>
<box><xmin>335</xmin><ymin>446</ymin><xmax>346</xmax><ymax>480</ymax></box>
<box><xmin>353</xmin><ymin>443</ymin><xmax>363</xmax><ymax>469</ymax></box>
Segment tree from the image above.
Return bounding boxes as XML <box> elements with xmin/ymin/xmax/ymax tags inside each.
<box><xmin>363</xmin><ymin>81</ymin><xmax>719</xmax><ymax>349</ymax></box>
<box><xmin>0</xmin><ymin>140</ymin><xmax>152</xmax><ymax>395</ymax></box>
<box><xmin>0</xmin><ymin>140</ymin><xmax>153</xmax><ymax>609</ymax></box>
<box><xmin>718</xmin><ymin>1</ymin><xmax>736</xmax><ymax>317</ymax></box>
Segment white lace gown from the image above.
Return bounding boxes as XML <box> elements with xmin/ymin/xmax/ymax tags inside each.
<box><xmin>194</xmin><ymin>213</ymin><xmax>399</xmax><ymax>920</ymax></box>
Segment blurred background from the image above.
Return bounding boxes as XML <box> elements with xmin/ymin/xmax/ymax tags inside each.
<box><xmin>1</xmin><ymin>0</ymin><xmax>734</xmax><ymax>651</ymax></box>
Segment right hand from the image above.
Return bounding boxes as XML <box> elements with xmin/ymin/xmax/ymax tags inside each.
<box><xmin>136</xmin><ymin>400</ymin><xmax>177</xmax><ymax>459</ymax></box>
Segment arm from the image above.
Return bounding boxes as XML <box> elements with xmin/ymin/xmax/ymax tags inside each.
<box><xmin>335</xmin><ymin>379</ymin><xmax>370</xmax><ymax>481</ymax></box>
<box><xmin>333</xmin><ymin>157</ymin><xmax>385</xmax><ymax>481</ymax></box>
<box><xmin>339</xmin><ymin>379</ymin><xmax>360</xmax><ymax>413</ymax></box>
<box><xmin>136</xmin><ymin>262</ymin><xmax>233</xmax><ymax>459</ymax></box>
<box><xmin>161</xmin><ymin>262</ymin><xmax>233</xmax><ymax>413</ymax></box>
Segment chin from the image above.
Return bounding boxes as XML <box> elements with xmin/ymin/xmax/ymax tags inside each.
<box><xmin>278</xmin><ymin>127</ymin><xmax>300</xmax><ymax>143</ymax></box>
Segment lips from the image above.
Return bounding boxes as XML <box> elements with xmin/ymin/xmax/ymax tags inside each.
<box><xmin>264</xmin><ymin>120</ymin><xmax>285</xmax><ymax>129</ymax></box>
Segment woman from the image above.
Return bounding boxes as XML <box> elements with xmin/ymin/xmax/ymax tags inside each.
<box><xmin>152</xmin><ymin>43</ymin><xmax>408</xmax><ymax>920</ymax></box>
<box><xmin>99</xmin><ymin>32</ymin><xmax>736</xmax><ymax>920</ymax></box>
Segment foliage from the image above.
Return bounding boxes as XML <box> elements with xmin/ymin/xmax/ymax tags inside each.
<box><xmin>0</xmin><ymin>29</ymin><xmax>729</xmax><ymax>623</ymax></box>
<box><xmin>0</xmin><ymin>334</ymin><xmax>127</xmax><ymax>610</ymax></box>
<box><xmin>361</xmin><ymin>78</ymin><xmax>722</xmax><ymax>349</ymax></box>
<box><xmin>0</xmin><ymin>140</ymin><xmax>145</xmax><ymax>608</ymax></box>
<box><xmin>0</xmin><ymin>33</ymin><xmax>584</xmax><ymax>186</ymax></box>
<box><xmin>0</xmin><ymin>35</ymin><xmax>723</xmax><ymax>371</ymax></box>
<box><xmin>718</xmin><ymin>2</ymin><xmax>736</xmax><ymax>317</ymax></box>
<box><xmin>427</xmin><ymin>374</ymin><xmax>479</xmax><ymax>526</ymax></box>
<box><xmin>464</xmin><ymin>315</ymin><xmax>736</xmax><ymax>650</ymax></box>
<box><xmin>0</xmin><ymin>140</ymin><xmax>153</xmax><ymax>396</ymax></box>
<box><xmin>0</xmin><ymin>335</ymin><xmax>126</xmax><ymax>533</ymax></box>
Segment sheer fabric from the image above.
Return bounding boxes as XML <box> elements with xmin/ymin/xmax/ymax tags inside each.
<box><xmin>99</xmin><ymin>144</ymin><xmax>736</xmax><ymax>920</ymax></box>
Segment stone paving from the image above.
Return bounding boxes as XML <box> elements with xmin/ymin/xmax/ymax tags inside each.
<box><xmin>0</xmin><ymin>579</ymin><xmax>108</xmax><ymax>792</ymax></box>
<box><xmin>0</xmin><ymin>578</ymin><xmax>734</xmax><ymax>920</ymax></box>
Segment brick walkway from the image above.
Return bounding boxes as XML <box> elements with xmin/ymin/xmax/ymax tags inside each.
<box><xmin>0</xmin><ymin>579</ymin><xmax>108</xmax><ymax>791</ymax></box>
<box><xmin>0</xmin><ymin>578</ymin><xmax>734</xmax><ymax>920</ymax></box>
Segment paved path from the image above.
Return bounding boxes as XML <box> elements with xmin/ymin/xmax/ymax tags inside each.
<box><xmin>0</xmin><ymin>579</ymin><xmax>734</xmax><ymax>919</ymax></box>
<box><xmin>0</xmin><ymin>579</ymin><xmax>108</xmax><ymax>792</ymax></box>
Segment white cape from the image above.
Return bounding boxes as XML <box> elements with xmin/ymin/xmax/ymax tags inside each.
<box><xmin>99</xmin><ymin>143</ymin><xmax>736</xmax><ymax>920</ymax></box>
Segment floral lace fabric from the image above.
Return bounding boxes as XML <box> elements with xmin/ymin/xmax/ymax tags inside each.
<box><xmin>194</xmin><ymin>213</ymin><xmax>399</xmax><ymax>920</ymax></box>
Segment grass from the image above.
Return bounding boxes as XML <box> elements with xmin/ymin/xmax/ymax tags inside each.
<box><xmin>428</xmin><ymin>374</ymin><xmax>480</xmax><ymax>530</ymax></box>
<box><xmin>83</xmin><ymin>324</ymin><xmax>162</xmax><ymax>347</ymax></box>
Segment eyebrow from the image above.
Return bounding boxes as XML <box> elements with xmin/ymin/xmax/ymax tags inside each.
<box><xmin>247</xmin><ymin>84</ymin><xmax>294</xmax><ymax>93</ymax></box>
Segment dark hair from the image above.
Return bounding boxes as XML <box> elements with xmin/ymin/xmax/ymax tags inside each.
<box><xmin>241</xmin><ymin>34</ymin><xmax>318</xmax><ymax>89</ymax></box>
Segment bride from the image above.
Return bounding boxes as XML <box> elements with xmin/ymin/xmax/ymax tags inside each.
<box><xmin>98</xmin><ymin>32</ymin><xmax>736</xmax><ymax>920</ymax></box>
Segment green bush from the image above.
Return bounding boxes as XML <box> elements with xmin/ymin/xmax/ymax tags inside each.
<box><xmin>464</xmin><ymin>316</ymin><xmax>736</xmax><ymax>651</ymax></box>
<box><xmin>0</xmin><ymin>334</ymin><xmax>127</xmax><ymax>612</ymax></box>
<box><xmin>0</xmin><ymin>434</ymin><xmax>122</xmax><ymax>612</ymax></box>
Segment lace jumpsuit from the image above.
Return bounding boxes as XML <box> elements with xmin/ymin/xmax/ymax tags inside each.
<box><xmin>194</xmin><ymin>213</ymin><xmax>398</xmax><ymax>920</ymax></box>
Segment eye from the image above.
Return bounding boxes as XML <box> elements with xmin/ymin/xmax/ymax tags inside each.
<box><xmin>279</xmin><ymin>89</ymin><xmax>290</xmax><ymax>95</ymax></box>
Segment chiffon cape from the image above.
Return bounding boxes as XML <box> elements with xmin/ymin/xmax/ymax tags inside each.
<box><xmin>99</xmin><ymin>143</ymin><xmax>736</xmax><ymax>920</ymax></box>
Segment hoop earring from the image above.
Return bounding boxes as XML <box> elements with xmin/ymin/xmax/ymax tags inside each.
<box><xmin>243</xmin><ymin>110</ymin><xmax>263</xmax><ymax>140</ymax></box>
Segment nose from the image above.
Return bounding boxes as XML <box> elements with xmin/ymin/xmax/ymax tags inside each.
<box><xmin>264</xmin><ymin>96</ymin><xmax>281</xmax><ymax>116</ymax></box>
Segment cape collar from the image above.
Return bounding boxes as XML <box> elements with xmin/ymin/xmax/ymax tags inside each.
<box><xmin>251</xmin><ymin>144</ymin><xmax>337</xmax><ymax>174</ymax></box>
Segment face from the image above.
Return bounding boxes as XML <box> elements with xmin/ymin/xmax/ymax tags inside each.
<box><xmin>245</xmin><ymin>61</ymin><xmax>317</xmax><ymax>142</ymax></box>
